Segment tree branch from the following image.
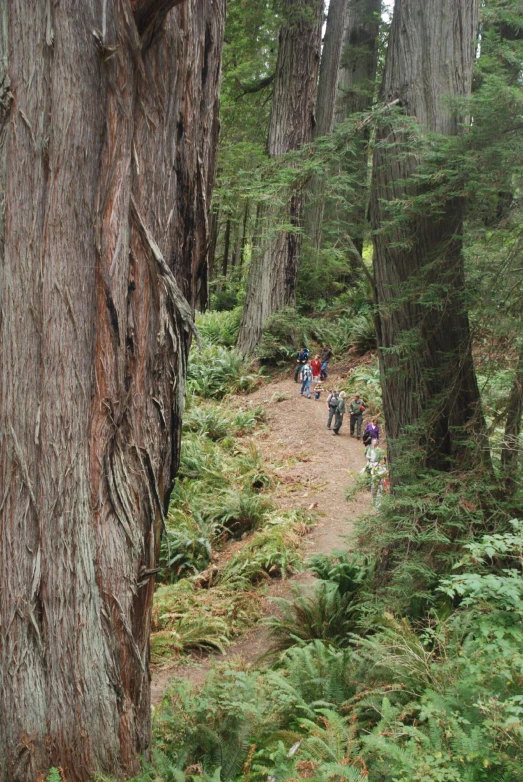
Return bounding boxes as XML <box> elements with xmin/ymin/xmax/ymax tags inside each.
<box><xmin>235</xmin><ymin>73</ymin><xmax>275</xmax><ymax>100</ymax></box>
<box><xmin>131</xmin><ymin>0</ymin><xmax>185</xmax><ymax>44</ymax></box>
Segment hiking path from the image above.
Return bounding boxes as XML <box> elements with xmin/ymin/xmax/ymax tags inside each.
<box><xmin>151</xmin><ymin>369</ymin><xmax>368</xmax><ymax>704</ymax></box>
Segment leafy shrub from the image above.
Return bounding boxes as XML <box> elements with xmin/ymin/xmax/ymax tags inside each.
<box><xmin>265</xmin><ymin>580</ymin><xmax>364</xmax><ymax>657</ymax></box>
<box><xmin>257</xmin><ymin>306</ymin><xmax>313</xmax><ymax>363</ymax></box>
<box><xmin>342</xmin><ymin>360</ymin><xmax>382</xmax><ymax>418</ymax></box>
<box><xmin>218</xmin><ymin>515</ymin><xmax>304</xmax><ymax>587</ymax></box>
<box><xmin>187</xmin><ymin>344</ymin><xmax>262</xmax><ymax>399</ymax></box>
<box><xmin>348</xmin><ymin>310</ymin><xmax>377</xmax><ymax>354</ymax></box>
<box><xmin>307</xmin><ymin>550</ymin><xmax>369</xmax><ymax>597</ymax></box>
<box><xmin>206</xmin><ymin>487</ymin><xmax>273</xmax><ymax>538</ymax></box>
<box><xmin>151</xmin><ymin>580</ymin><xmax>260</xmax><ymax>663</ymax></box>
<box><xmin>196</xmin><ymin>308</ymin><xmax>242</xmax><ymax>347</ymax></box>
<box><xmin>183</xmin><ymin>404</ymin><xmax>263</xmax><ymax>442</ymax></box>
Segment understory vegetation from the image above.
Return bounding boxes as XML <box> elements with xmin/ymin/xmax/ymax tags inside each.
<box><xmin>139</xmin><ymin>1</ymin><xmax>523</xmax><ymax>779</ymax></box>
<box><xmin>133</xmin><ymin>299</ymin><xmax>523</xmax><ymax>781</ymax></box>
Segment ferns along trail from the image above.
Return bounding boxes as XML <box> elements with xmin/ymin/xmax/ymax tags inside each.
<box><xmin>2</xmin><ymin>1</ymin><xmax>523</xmax><ymax>782</ymax></box>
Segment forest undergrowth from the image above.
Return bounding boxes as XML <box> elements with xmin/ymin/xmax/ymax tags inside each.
<box><xmin>119</xmin><ymin>306</ymin><xmax>523</xmax><ymax>782</ymax></box>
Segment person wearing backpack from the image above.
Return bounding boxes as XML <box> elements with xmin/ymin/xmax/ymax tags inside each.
<box><xmin>349</xmin><ymin>394</ymin><xmax>365</xmax><ymax>439</ymax></box>
<box><xmin>294</xmin><ymin>346</ymin><xmax>309</xmax><ymax>382</ymax></box>
<box><xmin>299</xmin><ymin>360</ymin><xmax>313</xmax><ymax>398</ymax></box>
<box><xmin>362</xmin><ymin>418</ymin><xmax>380</xmax><ymax>447</ymax></box>
<box><xmin>320</xmin><ymin>344</ymin><xmax>333</xmax><ymax>380</ymax></box>
<box><xmin>332</xmin><ymin>391</ymin><xmax>346</xmax><ymax>435</ymax></box>
<box><xmin>326</xmin><ymin>389</ymin><xmax>339</xmax><ymax>429</ymax></box>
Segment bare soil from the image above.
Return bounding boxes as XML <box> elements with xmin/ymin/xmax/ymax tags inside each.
<box><xmin>151</xmin><ymin>368</ymin><xmax>368</xmax><ymax>704</ymax></box>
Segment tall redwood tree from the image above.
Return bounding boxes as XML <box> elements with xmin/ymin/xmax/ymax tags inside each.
<box><xmin>0</xmin><ymin>1</ymin><xmax>224</xmax><ymax>780</ymax></box>
<box><xmin>237</xmin><ymin>0</ymin><xmax>323</xmax><ymax>356</ymax></box>
<box><xmin>370</xmin><ymin>0</ymin><xmax>486</xmax><ymax>469</ymax></box>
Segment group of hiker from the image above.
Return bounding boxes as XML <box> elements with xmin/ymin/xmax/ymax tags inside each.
<box><xmin>294</xmin><ymin>345</ymin><xmax>389</xmax><ymax>502</ymax></box>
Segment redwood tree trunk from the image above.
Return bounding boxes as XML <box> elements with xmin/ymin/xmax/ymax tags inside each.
<box><xmin>0</xmin><ymin>2</ymin><xmax>224</xmax><ymax>780</ymax></box>
<box><xmin>303</xmin><ymin>0</ymin><xmax>348</xmax><ymax>255</ymax></box>
<box><xmin>370</xmin><ymin>0</ymin><xmax>485</xmax><ymax>470</ymax></box>
<box><xmin>335</xmin><ymin>0</ymin><xmax>380</xmax><ymax>122</ymax></box>
<box><xmin>336</xmin><ymin>0</ymin><xmax>380</xmax><ymax>257</ymax></box>
<box><xmin>237</xmin><ymin>0</ymin><xmax>323</xmax><ymax>356</ymax></box>
<box><xmin>501</xmin><ymin>342</ymin><xmax>523</xmax><ymax>486</ymax></box>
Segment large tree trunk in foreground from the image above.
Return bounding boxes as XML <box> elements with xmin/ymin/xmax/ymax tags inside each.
<box><xmin>0</xmin><ymin>2</ymin><xmax>224</xmax><ymax>780</ymax></box>
<box><xmin>370</xmin><ymin>0</ymin><xmax>486</xmax><ymax>470</ymax></box>
<box><xmin>237</xmin><ymin>0</ymin><xmax>323</xmax><ymax>356</ymax></box>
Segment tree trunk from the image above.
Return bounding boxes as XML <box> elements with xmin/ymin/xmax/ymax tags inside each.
<box><xmin>222</xmin><ymin>216</ymin><xmax>231</xmax><ymax>277</ymax></box>
<box><xmin>239</xmin><ymin>200</ymin><xmax>250</xmax><ymax>268</ymax></box>
<box><xmin>0</xmin><ymin>2</ymin><xmax>225</xmax><ymax>780</ymax></box>
<box><xmin>501</xmin><ymin>343</ymin><xmax>523</xmax><ymax>487</ymax></box>
<box><xmin>303</xmin><ymin>0</ymin><xmax>348</xmax><ymax>255</ymax></box>
<box><xmin>370</xmin><ymin>0</ymin><xmax>486</xmax><ymax>470</ymax></box>
<box><xmin>304</xmin><ymin>0</ymin><xmax>380</xmax><ymax>262</ymax></box>
<box><xmin>336</xmin><ymin>0</ymin><xmax>380</xmax><ymax>257</ymax></box>
<box><xmin>207</xmin><ymin>205</ymin><xmax>220</xmax><ymax>282</ymax></box>
<box><xmin>335</xmin><ymin>0</ymin><xmax>380</xmax><ymax>122</ymax></box>
<box><xmin>237</xmin><ymin>0</ymin><xmax>323</xmax><ymax>356</ymax></box>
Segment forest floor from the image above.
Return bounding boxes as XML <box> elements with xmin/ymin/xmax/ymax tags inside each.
<box><xmin>151</xmin><ymin>368</ymin><xmax>368</xmax><ymax>704</ymax></box>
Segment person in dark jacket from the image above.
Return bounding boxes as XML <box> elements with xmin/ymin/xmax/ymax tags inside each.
<box><xmin>349</xmin><ymin>394</ymin><xmax>365</xmax><ymax>439</ymax></box>
<box><xmin>294</xmin><ymin>347</ymin><xmax>309</xmax><ymax>382</ymax></box>
<box><xmin>332</xmin><ymin>391</ymin><xmax>346</xmax><ymax>435</ymax></box>
<box><xmin>320</xmin><ymin>345</ymin><xmax>333</xmax><ymax>380</ymax></box>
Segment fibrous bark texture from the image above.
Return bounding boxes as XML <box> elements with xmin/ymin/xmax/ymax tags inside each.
<box><xmin>335</xmin><ymin>0</ymin><xmax>380</xmax><ymax>122</ymax></box>
<box><xmin>0</xmin><ymin>2</ymin><xmax>224</xmax><ymax>780</ymax></box>
<box><xmin>303</xmin><ymin>0</ymin><xmax>348</xmax><ymax>254</ymax></box>
<box><xmin>316</xmin><ymin>0</ymin><xmax>349</xmax><ymax>137</ymax></box>
<box><xmin>237</xmin><ymin>0</ymin><xmax>323</xmax><ymax>356</ymax></box>
<box><xmin>370</xmin><ymin>0</ymin><xmax>485</xmax><ymax>469</ymax></box>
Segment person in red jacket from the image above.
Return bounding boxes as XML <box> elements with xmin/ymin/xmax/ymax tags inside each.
<box><xmin>310</xmin><ymin>354</ymin><xmax>322</xmax><ymax>385</ymax></box>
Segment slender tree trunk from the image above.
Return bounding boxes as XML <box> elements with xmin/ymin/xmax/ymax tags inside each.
<box><xmin>207</xmin><ymin>205</ymin><xmax>220</xmax><ymax>282</ymax></box>
<box><xmin>501</xmin><ymin>342</ymin><xmax>523</xmax><ymax>487</ymax></box>
<box><xmin>222</xmin><ymin>216</ymin><xmax>231</xmax><ymax>278</ymax></box>
<box><xmin>239</xmin><ymin>200</ymin><xmax>250</xmax><ymax>268</ymax></box>
<box><xmin>0</xmin><ymin>2</ymin><xmax>225</xmax><ymax>780</ymax></box>
<box><xmin>370</xmin><ymin>0</ymin><xmax>486</xmax><ymax>471</ymax></box>
<box><xmin>237</xmin><ymin>0</ymin><xmax>323</xmax><ymax>356</ymax></box>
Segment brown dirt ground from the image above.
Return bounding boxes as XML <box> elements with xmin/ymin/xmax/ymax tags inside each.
<box><xmin>151</xmin><ymin>368</ymin><xmax>369</xmax><ymax>704</ymax></box>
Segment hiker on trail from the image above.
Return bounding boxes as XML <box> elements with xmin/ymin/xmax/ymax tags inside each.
<box><xmin>349</xmin><ymin>394</ymin><xmax>365</xmax><ymax>439</ymax></box>
<box><xmin>299</xmin><ymin>360</ymin><xmax>313</xmax><ymax>398</ymax></box>
<box><xmin>320</xmin><ymin>345</ymin><xmax>333</xmax><ymax>380</ymax></box>
<box><xmin>326</xmin><ymin>389</ymin><xmax>339</xmax><ymax>429</ymax></box>
<box><xmin>362</xmin><ymin>418</ymin><xmax>380</xmax><ymax>447</ymax></box>
<box><xmin>294</xmin><ymin>346</ymin><xmax>310</xmax><ymax>382</ymax></box>
<box><xmin>310</xmin><ymin>354</ymin><xmax>322</xmax><ymax>385</ymax></box>
<box><xmin>364</xmin><ymin>438</ymin><xmax>383</xmax><ymax>471</ymax></box>
<box><xmin>332</xmin><ymin>391</ymin><xmax>346</xmax><ymax>435</ymax></box>
<box><xmin>314</xmin><ymin>382</ymin><xmax>324</xmax><ymax>401</ymax></box>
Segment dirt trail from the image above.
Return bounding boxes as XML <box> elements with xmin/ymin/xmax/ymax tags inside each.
<box><xmin>151</xmin><ymin>370</ymin><xmax>368</xmax><ymax>704</ymax></box>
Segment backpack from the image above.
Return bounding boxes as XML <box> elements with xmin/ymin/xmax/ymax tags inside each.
<box><xmin>302</xmin><ymin>365</ymin><xmax>312</xmax><ymax>381</ymax></box>
<box><xmin>328</xmin><ymin>393</ymin><xmax>338</xmax><ymax>408</ymax></box>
